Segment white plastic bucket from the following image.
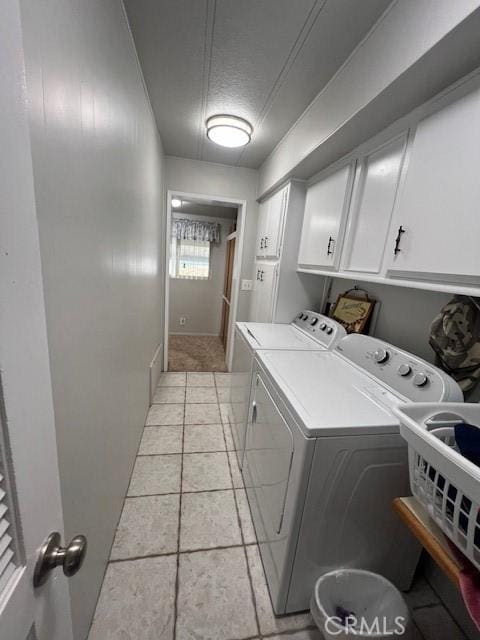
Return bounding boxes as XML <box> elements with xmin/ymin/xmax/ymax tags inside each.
<box><xmin>311</xmin><ymin>569</ymin><xmax>410</xmax><ymax>639</ymax></box>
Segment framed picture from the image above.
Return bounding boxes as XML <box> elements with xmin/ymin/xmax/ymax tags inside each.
<box><xmin>331</xmin><ymin>291</ymin><xmax>375</xmax><ymax>334</ymax></box>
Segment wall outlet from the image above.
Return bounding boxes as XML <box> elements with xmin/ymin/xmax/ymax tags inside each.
<box><xmin>179</xmin><ymin>317</ymin><xmax>186</xmax><ymax>326</ymax></box>
<box><xmin>241</xmin><ymin>279</ymin><xmax>253</xmax><ymax>291</ymax></box>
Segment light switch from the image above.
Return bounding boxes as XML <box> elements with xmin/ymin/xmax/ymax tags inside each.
<box><xmin>241</xmin><ymin>279</ymin><xmax>253</xmax><ymax>291</ymax></box>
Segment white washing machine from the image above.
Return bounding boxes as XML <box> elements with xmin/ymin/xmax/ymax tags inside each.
<box><xmin>242</xmin><ymin>334</ymin><xmax>463</xmax><ymax>614</ymax></box>
<box><xmin>229</xmin><ymin>311</ymin><xmax>345</xmax><ymax>468</ymax></box>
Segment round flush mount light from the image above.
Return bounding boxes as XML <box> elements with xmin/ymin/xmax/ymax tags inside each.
<box><xmin>171</xmin><ymin>198</ymin><xmax>182</xmax><ymax>208</ymax></box>
<box><xmin>206</xmin><ymin>115</ymin><xmax>253</xmax><ymax>148</ymax></box>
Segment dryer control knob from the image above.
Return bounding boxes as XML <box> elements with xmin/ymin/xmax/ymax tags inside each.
<box><xmin>320</xmin><ymin>323</ymin><xmax>327</xmax><ymax>331</ymax></box>
<box><xmin>311</xmin><ymin>318</ymin><xmax>318</xmax><ymax>326</ymax></box>
<box><xmin>326</xmin><ymin>326</ymin><xmax>333</xmax><ymax>335</ymax></box>
<box><xmin>398</xmin><ymin>364</ymin><xmax>412</xmax><ymax>377</ymax></box>
<box><xmin>374</xmin><ymin>348</ymin><xmax>389</xmax><ymax>364</ymax></box>
<box><xmin>413</xmin><ymin>372</ymin><xmax>429</xmax><ymax>387</ymax></box>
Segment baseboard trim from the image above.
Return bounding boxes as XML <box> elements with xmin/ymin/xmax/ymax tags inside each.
<box><xmin>149</xmin><ymin>343</ymin><xmax>163</xmax><ymax>403</ymax></box>
<box><xmin>169</xmin><ymin>332</ymin><xmax>221</xmax><ymax>337</ymax></box>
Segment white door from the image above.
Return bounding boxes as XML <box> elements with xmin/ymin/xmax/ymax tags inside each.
<box><xmin>343</xmin><ymin>135</ymin><xmax>407</xmax><ymax>274</ymax></box>
<box><xmin>298</xmin><ymin>163</ymin><xmax>355</xmax><ymax>270</ymax></box>
<box><xmin>255</xmin><ymin>200</ymin><xmax>269</xmax><ymax>258</ymax></box>
<box><xmin>0</xmin><ymin>3</ymin><xmax>75</xmax><ymax>638</ymax></box>
<box><xmin>386</xmin><ymin>84</ymin><xmax>480</xmax><ymax>285</ymax></box>
<box><xmin>264</xmin><ymin>186</ymin><xmax>287</xmax><ymax>260</ymax></box>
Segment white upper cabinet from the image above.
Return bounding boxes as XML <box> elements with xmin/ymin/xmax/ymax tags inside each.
<box><xmin>256</xmin><ymin>186</ymin><xmax>287</xmax><ymax>259</ymax></box>
<box><xmin>386</xmin><ymin>85</ymin><xmax>480</xmax><ymax>285</ymax></box>
<box><xmin>264</xmin><ymin>187</ymin><xmax>287</xmax><ymax>259</ymax></box>
<box><xmin>255</xmin><ymin>200</ymin><xmax>269</xmax><ymax>258</ymax></box>
<box><xmin>343</xmin><ymin>135</ymin><xmax>407</xmax><ymax>274</ymax></box>
<box><xmin>297</xmin><ymin>162</ymin><xmax>355</xmax><ymax>270</ymax></box>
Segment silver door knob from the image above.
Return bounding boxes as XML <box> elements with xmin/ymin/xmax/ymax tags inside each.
<box><xmin>34</xmin><ymin>531</ymin><xmax>87</xmax><ymax>588</ymax></box>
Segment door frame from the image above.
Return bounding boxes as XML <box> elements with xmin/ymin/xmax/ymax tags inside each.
<box><xmin>164</xmin><ymin>190</ymin><xmax>246</xmax><ymax>372</ymax></box>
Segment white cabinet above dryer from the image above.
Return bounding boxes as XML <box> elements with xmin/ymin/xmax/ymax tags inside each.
<box><xmin>256</xmin><ymin>186</ymin><xmax>287</xmax><ymax>260</ymax></box>
<box><xmin>297</xmin><ymin>162</ymin><xmax>355</xmax><ymax>271</ymax></box>
<box><xmin>386</xmin><ymin>84</ymin><xmax>480</xmax><ymax>286</ymax></box>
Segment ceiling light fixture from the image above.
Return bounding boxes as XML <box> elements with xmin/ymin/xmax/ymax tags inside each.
<box><xmin>171</xmin><ymin>198</ymin><xmax>182</xmax><ymax>208</ymax></box>
<box><xmin>206</xmin><ymin>115</ymin><xmax>253</xmax><ymax>148</ymax></box>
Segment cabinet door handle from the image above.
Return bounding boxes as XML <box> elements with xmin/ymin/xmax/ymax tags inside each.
<box><xmin>264</xmin><ymin>236</ymin><xmax>268</xmax><ymax>248</ymax></box>
<box><xmin>260</xmin><ymin>270</ymin><xmax>264</xmax><ymax>282</ymax></box>
<box><xmin>260</xmin><ymin>237</ymin><xmax>264</xmax><ymax>250</ymax></box>
<box><xmin>256</xmin><ymin>269</ymin><xmax>260</xmax><ymax>281</ymax></box>
<box><xmin>327</xmin><ymin>236</ymin><xmax>335</xmax><ymax>256</ymax></box>
<box><xmin>251</xmin><ymin>401</ymin><xmax>257</xmax><ymax>424</ymax></box>
<box><xmin>393</xmin><ymin>225</ymin><xmax>405</xmax><ymax>255</ymax></box>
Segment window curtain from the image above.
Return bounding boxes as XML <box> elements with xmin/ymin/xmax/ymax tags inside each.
<box><xmin>171</xmin><ymin>218</ymin><xmax>220</xmax><ymax>244</ymax></box>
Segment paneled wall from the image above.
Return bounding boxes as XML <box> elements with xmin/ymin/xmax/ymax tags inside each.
<box><xmin>18</xmin><ymin>1</ymin><xmax>165</xmax><ymax>637</ymax></box>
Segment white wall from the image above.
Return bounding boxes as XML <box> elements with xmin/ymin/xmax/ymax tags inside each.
<box><xmin>165</xmin><ymin>156</ymin><xmax>259</xmax><ymax>322</ymax></box>
<box><xmin>169</xmin><ymin>217</ymin><xmax>234</xmax><ymax>334</ymax></box>
<box><xmin>327</xmin><ymin>278</ymin><xmax>451</xmax><ymax>364</ymax></box>
<box><xmin>18</xmin><ymin>1</ymin><xmax>165</xmax><ymax>638</ymax></box>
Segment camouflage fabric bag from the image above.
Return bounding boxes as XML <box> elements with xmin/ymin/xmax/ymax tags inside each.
<box><xmin>429</xmin><ymin>296</ymin><xmax>480</xmax><ymax>393</ymax></box>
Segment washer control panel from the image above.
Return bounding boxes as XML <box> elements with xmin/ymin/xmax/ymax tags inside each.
<box><xmin>335</xmin><ymin>334</ymin><xmax>463</xmax><ymax>402</ymax></box>
<box><xmin>293</xmin><ymin>310</ymin><xmax>346</xmax><ymax>348</ymax></box>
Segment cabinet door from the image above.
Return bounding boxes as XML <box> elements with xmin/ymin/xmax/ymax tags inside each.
<box><xmin>298</xmin><ymin>162</ymin><xmax>354</xmax><ymax>270</ymax></box>
<box><xmin>264</xmin><ymin>186</ymin><xmax>287</xmax><ymax>259</ymax></box>
<box><xmin>386</xmin><ymin>86</ymin><xmax>480</xmax><ymax>284</ymax></box>
<box><xmin>344</xmin><ymin>135</ymin><xmax>407</xmax><ymax>273</ymax></box>
<box><xmin>250</xmin><ymin>263</ymin><xmax>278</xmax><ymax>322</ymax></box>
<box><xmin>256</xmin><ymin>200</ymin><xmax>269</xmax><ymax>258</ymax></box>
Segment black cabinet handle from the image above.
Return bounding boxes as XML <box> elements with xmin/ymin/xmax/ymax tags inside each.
<box><xmin>394</xmin><ymin>225</ymin><xmax>405</xmax><ymax>255</ymax></box>
<box><xmin>264</xmin><ymin>236</ymin><xmax>268</xmax><ymax>248</ymax></box>
<box><xmin>260</xmin><ymin>238</ymin><xmax>264</xmax><ymax>250</ymax></box>
<box><xmin>327</xmin><ymin>236</ymin><xmax>335</xmax><ymax>256</ymax></box>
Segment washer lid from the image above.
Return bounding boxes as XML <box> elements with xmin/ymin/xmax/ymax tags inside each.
<box><xmin>256</xmin><ymin>350</ymin><xmax>399</xmax><ymax>437</ymax></box>
<box><xmin>237</xmin><ymin>322</ymin><xmax>324</xmax><ymax>350</ymax></box>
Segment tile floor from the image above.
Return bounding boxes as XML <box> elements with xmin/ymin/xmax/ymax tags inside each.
<box><xmin>88</xmin><ymin>371</ymin><xmax>469</xmax><ymax>640</ymax></box>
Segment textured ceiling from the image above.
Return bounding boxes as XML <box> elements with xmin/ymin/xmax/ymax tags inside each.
<box><xmin>125</xmin><ymin>0</ymin><xmax>392</xmax><ymax>169</ymax></box>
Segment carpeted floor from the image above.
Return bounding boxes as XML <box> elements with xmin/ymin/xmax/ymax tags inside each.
<box><xmin>168</xmin><ymin>335</ymin><xmax>227</xmax><ymax>372</ymax></box>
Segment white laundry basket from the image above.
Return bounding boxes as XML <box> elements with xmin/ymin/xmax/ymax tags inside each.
<box><xmin>393</xmin><ymin>402</ymin><xmax>480</xmax><ymax>569</ymax></box>
<box><xmin>311</xmin><ymin>569</ymin><xmax>410</xmax><ymax>639</ymax></box>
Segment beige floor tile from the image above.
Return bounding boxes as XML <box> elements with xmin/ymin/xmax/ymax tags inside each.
<box><xmin>176</xmin><ymin>547</ymin><xmax>258</xmax><ymax>640</ymax></box>
<box><xmin>146</xmin><ymin>403</ymin><xmax>184</xmax><ymax>426</ymax></box>
<box><xmin>110</xmin><ymin>494</ymin><xmax>179</xmax><ymax>560</ymax></box>
<box><xmin>138</xmin><ymin>426</ymin><xmax>183</xmax><ymax>455</ymax></box>
<box><xmin>219</xmin><ymin>403</ymin><xmax>231</xmax><ymax>425</ymax></box>
<box><xmin>158</xmin><ymin>372</ymin><xmax>186</xmax><ymax>387</ymax></box>
<box><xmin>404</xmin><ymin>576</ymin><xmax>440</xmax><ymax>609</ymax></box>
<box><xmin>183</xmin><ymin>423</ymin><xmax>225</xmax><ymax>453</ymax></box>
<box><xmin>88</xmin><ymin>555</ymin><xmax>176</xmax><ymax>640</ymax></box>
<box><xmin>223</xmin><ymin>422</ymin><xmax>235</xmax><ymax>451</ymax></box>
<box><xmin>128</xmin><ymin>454</ymin><xmax>181</xmax><ymax>496</ymax></box>
<box><xmin>246</xmin><ymin>545</ymin><xmax>314</xmax><ymax>635</ymax></box>
<box><xmin>186</xmin><ymin>387</ymin><xmax>218</xmax><ymax>404</ymax></box>
<box><xmin>228</xmin><ymin>450</ymin><xmax>244</xmax><ymax>488</ymax></box>
<box><xmin>187</xmin><ymin>372</ymin><xmax>215</xmax><ymax>387</ymax></box>
<box><xmin>180</xmin><ymin>490</ymin><xmax>242</xmax><ymax>551</ymax></box>
<box><xmin>413</xmin><ymin>604</ymin><xmax>466</xmax><ymax>640</ymax></box>
<box><xmin>235</xmin><ymin>489</ymin><xmax>257</xmax><ymax>544</ymax></box>
<box><xmin>214</xmin><ymin>372</ymin><xmax>232</xmax><ymax>387</ymax></box>
<box><xmin>267</xmin><ymin>632</ymin><xmax>322</xmax><ymax>640</ymax></box>
<box><xmin>184</xmin><ymin>403</ymin><xmax>221</xmax><ymax>425</ymax></box>
<box><xmin>216</xmin><ymin>387</ymin><xmax>230</xmax><ymax>403</ymax></box>
<box><xmin>152</xmin><ymin>386</ymin><xmax>185</xmax><ymax>404</ymax></box>
<box><xmin>182</xmin><ymin>452</ymin><xmax>232</xmax><ymax>492</ymax></box>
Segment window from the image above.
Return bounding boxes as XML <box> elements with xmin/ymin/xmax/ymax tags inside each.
<box><xmin>169</xmin><ymin>237</ymin><xmax>211</xmax><ymax>279</ymax></box>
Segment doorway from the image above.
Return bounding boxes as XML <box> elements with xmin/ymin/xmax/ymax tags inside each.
<box><xmin>164</xmin><ymin>191</ymin><xmax>246</xmax><ymax>373</ymax></box>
